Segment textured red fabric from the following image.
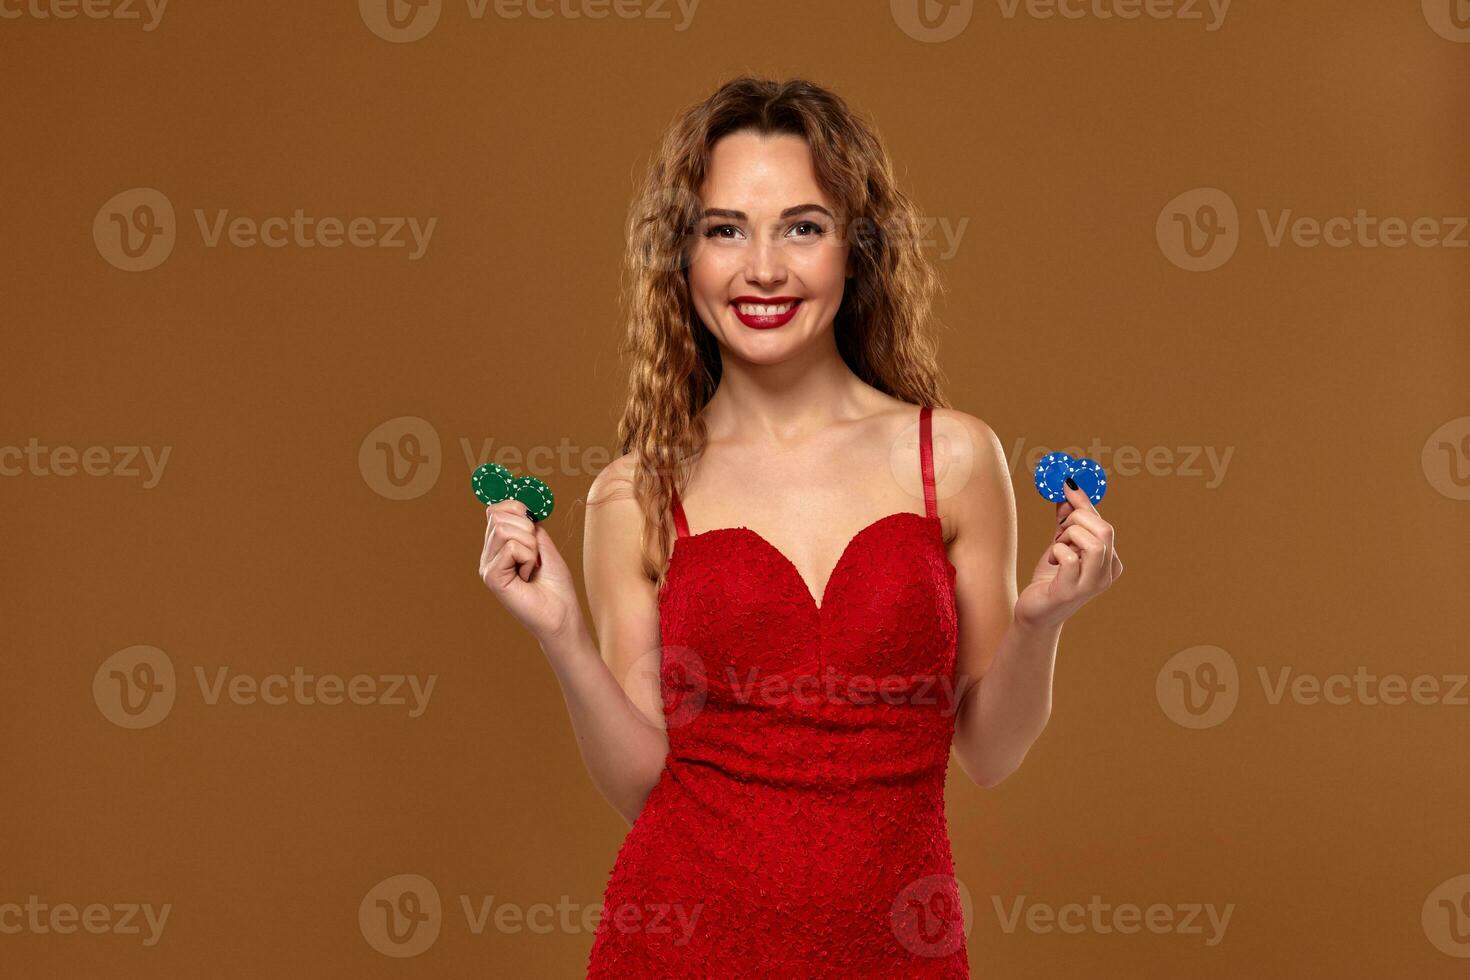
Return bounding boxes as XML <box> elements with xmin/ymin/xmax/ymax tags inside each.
<box><xmin>587</xmin><ymin>404</ymin><xmax>969</xmax><ymax>978</ymax></box>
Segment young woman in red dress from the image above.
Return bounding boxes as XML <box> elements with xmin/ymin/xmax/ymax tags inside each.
<box><xmin>479</xmin><ymin>76</ymin><xmax>1123</xmax><ymax>978</ymax></box>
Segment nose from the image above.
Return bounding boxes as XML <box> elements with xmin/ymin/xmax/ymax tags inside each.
<box><xmin>743</xmin><ymin>234</ymin><xmax>788</xmax><ymax>287</ymax></box>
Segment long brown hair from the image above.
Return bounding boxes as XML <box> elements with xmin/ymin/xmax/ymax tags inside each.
<box><xmin>615</xmin><ymin>76</ymin><xmax>950</xmax><ymax>589</ymax></box>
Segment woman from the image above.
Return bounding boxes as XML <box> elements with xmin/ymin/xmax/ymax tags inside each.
<box><xmin>479</xmin><ymin>76</ymin><xmax>1122</xmax><ymax>978</ymax></box>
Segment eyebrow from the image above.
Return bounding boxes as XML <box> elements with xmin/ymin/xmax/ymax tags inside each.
<box><xmin>699</xmin><ymin>204</ymin><xmax>835</xmax><ymax>221</ymax></box>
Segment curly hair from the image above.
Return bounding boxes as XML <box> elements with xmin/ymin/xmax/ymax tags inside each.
<box><xmin>614</xmin><ymin>75</ymin><xmax>951</xmax><ymax>590</ymax></box>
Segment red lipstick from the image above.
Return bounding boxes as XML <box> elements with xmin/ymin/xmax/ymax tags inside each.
<box><xmin>730</xmin><ymin>295</ymin><xmax>802</xmax><ymax>329</ymax></box>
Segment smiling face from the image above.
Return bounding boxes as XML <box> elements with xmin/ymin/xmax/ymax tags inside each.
<box><xmin>686</xmin><ymin>129</ymin><xmax>853</xmax><ymax>362</ymax></box>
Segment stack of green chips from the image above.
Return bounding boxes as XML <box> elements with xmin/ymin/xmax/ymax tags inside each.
<box><xmin>472</xmin><ymin>462</ymin><xmax>555</xmax><ymax>522</ymax></box>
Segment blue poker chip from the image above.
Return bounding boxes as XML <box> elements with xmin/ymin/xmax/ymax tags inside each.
<box><xmin>1069</xmin><ymin>457</ymin><xmax>1108</xmax><ymax>505</ymax></box>
<box><xmin>1034</xmin><ymin>452</ymin><xmax>1074</xmax><ymax>503</ymax></box>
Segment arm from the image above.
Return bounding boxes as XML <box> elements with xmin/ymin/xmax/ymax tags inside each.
<box><xmin>479</xmin><ymin>453</ymin><xmax>670</xmax><ymax>825</ymax></box>
<box><xmin>939</xmin><ymin>410</ymin><xmax>1044</xmax><ymax>788</ymax></box>
<box><xmin>937</xmin><ymin>411</ymin><xmax>1121</xmax><ymax>789</ymax></box>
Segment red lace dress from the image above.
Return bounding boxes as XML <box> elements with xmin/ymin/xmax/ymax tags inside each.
<box><xmin>586</xmin><ymin>404</ymin><xmax>969</xmax><ymax>978</ymax></box>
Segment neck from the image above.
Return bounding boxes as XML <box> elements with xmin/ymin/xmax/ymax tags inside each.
<box><xmin>701</xmin><ymin>331</ymin><xmax>874</xmax><ymax>445</ymax></box>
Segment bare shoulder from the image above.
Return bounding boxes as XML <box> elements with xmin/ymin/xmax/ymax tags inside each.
<box><xmin>585</xmin><ymin>451</ymin><xmax>655</xmax><ymax>580</ymax></box>
<box><xmin>927</xmin><ymin>406</ymin><xmax>1005</xmax><ymax>460</ymax></box>
<box><xmin>587</xmin><ymin>450</ymin><xmax>640</xmax><ymax>507</ymax></box>
<box><xmin>925</xmin><ymin>406</ymin><xmax>1015</xmax><ymax>544</ymax></box>
<box><xmin>584</xmin><ymin>452</ymin><xmax>664</xmax><ymax>679</ymax></box>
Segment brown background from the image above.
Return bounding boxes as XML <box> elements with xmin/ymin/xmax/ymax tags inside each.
<box><xmin>3</xmin><ymin>0</ymin><xmax>1468</xmax><ymax>976</ymax></box>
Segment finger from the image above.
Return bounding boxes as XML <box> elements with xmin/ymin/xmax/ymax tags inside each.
<box><xmin>518</xmin><ymin>523</ymin><xmax>549</xmax><ymax>582</ymax></box>
<box><xmin>1055</xmin><ymin>500</ymin><xmax>1074</xmax><ymax>527</ymax></box>
<box><xmin>487</xmin><ymin>515</ymin><xmax>538</xmax><ymax>556</ymax></box>
<box><xmin>1047</xmin><ymin>541</ymin><xmax>1084</xmax><ymax>592</ymax></box>
<box><xmin>496</xmin><ymin>503</ymin><xmax>544</xmax><ymax>573</ymax></box>
<box><xmin>487</xmin><ymin>537</ymin><xmax>538</xmax><ymax>586</ymax></box>
<box><xmin>1058</xmin><ymin>507</ymin><xmax>1115</xmax><ymax>562</ymax></box>
<box><xmin>1057</xmin><ymin>511</ymin><xmax>1113</xmax><ymax>561</ymax></box>
<box><xmin>481</xmin><ymin>508</ymin><xmax>516</xmax><ymax>568</ymax></box>
<box><xmin>1057</xmin><ymin>524</ymin><xmax>1106</xmax><ymax>590</ymax></box>
<box><xmin>480</xmin><ymin>510</ymin><xmax>499</xmax><ymax>569</ymax></box>
<box><xmin>489</xmin><ymin>499</ymin><xmax>537</xmax><ymax>528</ymax></box>
<box><xmin>1061</xmin><ymin>477</ymin><xmax>1100</xmax><ymax>514</ymax></box>
<box><xmin>1059</xmin><ymin>503</ymin><xmax>1111</xmax><ymax>538</ymax></box>
<box><xmin>481</xmin><ymin>507</ymin><xmax>539</xmax><ymax>577</ymax></box>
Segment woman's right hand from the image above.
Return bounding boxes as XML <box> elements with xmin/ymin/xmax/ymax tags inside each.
<box><xmin>479</xmin><ymin>500</ymin><xmax>582</xmax><ymax>643</ymax></box>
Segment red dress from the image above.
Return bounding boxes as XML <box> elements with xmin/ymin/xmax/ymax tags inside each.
<box><xmin>587</xmin><ymin>404</ymin><xmax>969</xmax><ymax>978</ymax></box>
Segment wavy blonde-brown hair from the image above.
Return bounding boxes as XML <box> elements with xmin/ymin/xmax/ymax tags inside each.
<box><xmin>615</xmin><ymin>76</ymin><xmax>951</xmax><ymax>589</ymax></box>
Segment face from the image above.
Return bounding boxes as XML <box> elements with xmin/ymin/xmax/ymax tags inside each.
<box><xmin>685</xmin><ymin>130</ymin><xmax>853</xmax><ymax>361</ymax></box>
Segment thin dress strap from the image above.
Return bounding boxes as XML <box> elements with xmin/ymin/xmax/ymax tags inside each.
<box><xmin>919</xmin><ymin>405</ymin><xmax>937</xmax><ymax>520</ymax></box>
<box><xmin>670</xmin><ymin>482</ymin><xmax>690</xmax><ymax>538</ymax></box>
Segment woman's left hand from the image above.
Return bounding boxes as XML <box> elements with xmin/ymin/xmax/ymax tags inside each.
<box><xmin>1014</xmin><ymin>479</ymin><xmax>1123</xmax><ymax>631</ymax></box>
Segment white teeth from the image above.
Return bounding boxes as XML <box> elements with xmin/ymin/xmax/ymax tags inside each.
<box><xmin>735</xmin><ymin>302</ymin><xmax>796</xmax><ymax>316</ymax></box>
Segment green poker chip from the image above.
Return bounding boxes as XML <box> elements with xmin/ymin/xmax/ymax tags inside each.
<box><xmin>472</xmin><ymin>463</ymin><xmax>555</xmax><ymax>521</ymax></box>
<box><xmin>471</xmin><ymin>462</ymin><xmax>515</xmax><ymax>506</ymax></box>
<box><xmin>511</xmin><ymin>475</ymin><xmax>554</xmax><ymax>522</ymax></box>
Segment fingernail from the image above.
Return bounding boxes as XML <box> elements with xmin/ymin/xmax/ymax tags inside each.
<box><xmin>525</xmin><ymin>506</ymin><xmax>534</xmax><ymax>520</ymax></box>
<box><xmin>1065</xmin><ymin>477</ymin><xmax>1079</xmax><ymax>490</ymax></box>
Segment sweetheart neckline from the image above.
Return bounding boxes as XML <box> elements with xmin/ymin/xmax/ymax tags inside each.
<box><xmin>670</xmin><ymin>510</ymin><xmax>954</xmax><ymax>615</ymax></box>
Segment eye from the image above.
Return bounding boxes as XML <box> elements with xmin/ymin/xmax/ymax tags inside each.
<box><xmin>703</xmin><ymin>223</ymin><xmax>742</xmax><ymax>240</ymax></box>
<box><xmin>788</xmin><ymin>220</ymin><xmax>826</xmax><ymax>239</ymax></box>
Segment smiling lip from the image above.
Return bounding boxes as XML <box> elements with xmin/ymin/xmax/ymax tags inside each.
<box><xmin>730</xmin><ymin>296</ymin><xmax>802</xmax><ymax>329</ymax></box>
